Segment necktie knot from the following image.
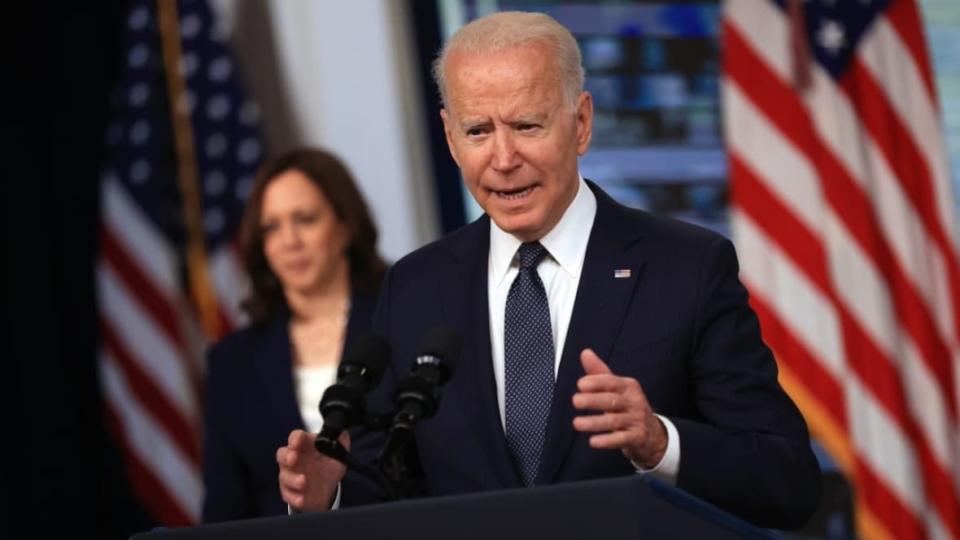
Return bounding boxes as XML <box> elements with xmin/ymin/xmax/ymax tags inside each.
<box><xmin>517</xmin><ymin>242</ymin><xmax>547</xmax><ymax>270</ymax></box>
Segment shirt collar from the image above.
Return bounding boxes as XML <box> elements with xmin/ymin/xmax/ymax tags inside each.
<box><xmin>489</xmin><ymin>176</ymin><xmax>597</xmax><ymax>286</ymax></box>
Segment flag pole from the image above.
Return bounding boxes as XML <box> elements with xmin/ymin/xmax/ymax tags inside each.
<box><xmin>156</xmin><ymin>0</ymin><xmax>222</xmax><ymax>339</ymax></box>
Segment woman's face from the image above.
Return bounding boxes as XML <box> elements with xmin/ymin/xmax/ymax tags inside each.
<box><xmin>259</xmin><ymin>168</ymin><xmax>350</xmax><ymax>295</ymax></box>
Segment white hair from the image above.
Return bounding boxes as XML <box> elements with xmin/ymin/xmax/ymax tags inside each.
<box><xmin>432</xmin><ymin>11</ymin><xmax>585</xmax><ymax>108</ymax></box>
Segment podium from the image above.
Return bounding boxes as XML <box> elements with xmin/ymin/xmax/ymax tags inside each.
<box><xmin>134</xmin><ymin>476</ymin><xmax>777</xmax><ymax>539</ymax></box>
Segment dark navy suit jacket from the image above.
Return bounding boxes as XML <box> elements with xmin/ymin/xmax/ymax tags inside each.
<box><xmin>345</xmin><ymin>182</ymin><xmax>821</xmax><ymax>529</ymax></box>
<box><xmin>201</xmin><ymin>293</ymin><xmax>376</xmax><ymax>522</ymax></box>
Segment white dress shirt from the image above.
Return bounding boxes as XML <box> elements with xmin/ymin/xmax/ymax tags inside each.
<box><xmin>488</xmin><ymin>177</ymin><xmax>679</xmax><ymax>483</ymax></box>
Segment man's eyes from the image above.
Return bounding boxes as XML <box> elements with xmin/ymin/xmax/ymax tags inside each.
<box><xmin>465</xmin><ymin>126</ymin><xmax>489</xmax><ymax>137</ymax></box>
<box><xmin>464</xmin><ymin>123</ymin><xmax>539</xmax><ymax>136</ymax></box>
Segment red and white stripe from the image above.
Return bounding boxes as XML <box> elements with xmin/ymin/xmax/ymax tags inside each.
<box><xmin>210</xmin><ymin>244</ymin><xmax>249</xmax><ymax>330</ymax></box>
<box><xmin>97</xmin><ymin>176</ymin><xmax>245</xmax><ymax>525</ymax></box>
<box><xmin>723</xmin><ymin>0</ymin><xmax>960</xmax><ymax>538</ymax></box>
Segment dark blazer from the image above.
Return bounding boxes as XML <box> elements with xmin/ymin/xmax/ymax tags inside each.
<box><xmin>346</xmin><ymin>182</ymin><xmax>821</xmax><ymax>529</ymax></box>
<box><xmin>201</xmin><ymin>293</ymin><xmax>376</xmax><ymax>523</ymax></box>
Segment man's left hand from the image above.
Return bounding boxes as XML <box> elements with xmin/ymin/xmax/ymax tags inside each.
<box><xmin>571</xmin><ymin>348</ymin><xmax>668</xmax><ymax>469</ymax></box>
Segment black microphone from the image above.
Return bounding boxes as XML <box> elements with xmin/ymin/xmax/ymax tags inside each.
<box><xmin>379</xmin><ymin>327</ymin><xmax>462</xmax><ymax>465</ymax></box>
<box><xmin>314</xmin><ymin>334</ymin><xmax>390</xmax><ymax>459</ymax></box>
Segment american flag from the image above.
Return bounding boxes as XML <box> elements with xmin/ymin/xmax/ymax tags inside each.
<box><xmin>723</xmin><ymin>0</ymin><xmax>959</xmax><ymax>538</ymax></box>
<box><xmin>98</xmin><ymin>0</ymin><xmax>259</xmax><ymax>525</ymax></box>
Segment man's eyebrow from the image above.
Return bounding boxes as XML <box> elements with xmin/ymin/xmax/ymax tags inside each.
<box><xmin>511</xmin><ymin>113</ymin><xmax>548</xmax><ymax>124</ymax></box>
<box><xmin>459</xmin><ymin>118</ymin><xmax>491</xmax><ymax>128</ymax></box>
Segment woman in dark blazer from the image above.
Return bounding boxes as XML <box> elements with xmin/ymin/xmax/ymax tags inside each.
<box><xmin>202</xmin><ymin>148</ymin><xmax>387</xmax><ymax>522</ymax></box>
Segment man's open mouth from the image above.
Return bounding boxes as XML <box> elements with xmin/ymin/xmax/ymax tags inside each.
<box><xmin>494</xmin><ymin>186</ymin><xmax>535</xmax><ymax>200</ymax></box>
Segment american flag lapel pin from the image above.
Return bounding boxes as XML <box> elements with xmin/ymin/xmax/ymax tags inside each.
<box><xmin>614</xmin><ymin>268</ymin><xmax>631</xmax><ymax>279</ymax></box>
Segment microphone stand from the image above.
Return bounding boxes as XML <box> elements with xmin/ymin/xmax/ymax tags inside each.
<box><xmin>314</xmin><ymin>412</ymin><xmax>414</xmax><ymax>501</ymax></box>
<box><xmin>313</xmin><ymin>327</ymin><xmax>459</xmax><ymax>501</ymax></box>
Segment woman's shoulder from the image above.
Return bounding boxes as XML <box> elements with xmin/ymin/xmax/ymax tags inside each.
<box><xmin>207</xmin><ymin>316</ymin><xmax>286</xmax><ymax>369</ymax></box>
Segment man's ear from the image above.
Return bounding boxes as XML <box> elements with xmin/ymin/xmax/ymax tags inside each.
<box><xmin>575</xmin><ymin>91</ymin><xmax>593</xmax><ymax>156</ymax></box>
<box><xmin>440</xmin><ymin>108</ymin><xmax>461</xmax><ymax>167</ymax></box>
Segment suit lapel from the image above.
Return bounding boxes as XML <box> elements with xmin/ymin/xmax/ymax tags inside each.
<box><xmin>344</xmin><ymin>292</ymin><xmax>376</xmax><ymax>347</ymax></box>
<box><xmin>438</xmin><ymin>218</ymin><xmax>523</xmax><ymax>489</ymax></box>
<box><xmin>256</xmin><ymin>293</ymin><xmax>374</xmax><ymax>436</ymax></box>
<box><xmin>538</xmin><ymin>184</ymin><xmax>646</xmax><ymax>484</ymax></box>
<box><xmin>254</xmin><ymin>312</ymin><xmax>305</xmax><ymax>432</ymax></box>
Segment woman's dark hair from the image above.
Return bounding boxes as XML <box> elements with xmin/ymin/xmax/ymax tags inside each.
<box><xmin>239</xmin><ymin>148</ymin><xmax>387</xmax><ymax>324</ymax></box>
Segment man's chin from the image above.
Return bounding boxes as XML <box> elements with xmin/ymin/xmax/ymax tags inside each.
<box><xmin>490</xmin><ymin>214</ymin><xmax>544</xmax><ymax>242</ymax></box>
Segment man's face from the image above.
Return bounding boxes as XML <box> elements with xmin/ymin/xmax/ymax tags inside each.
<box><xmin>440</xmin><ymin>43</ymin><xmax>593</xmax><ymax>242</ymax></box>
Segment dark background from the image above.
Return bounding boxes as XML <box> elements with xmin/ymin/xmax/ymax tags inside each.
<box><xmin>7</xmin><ymin>3</ymin><xmax>156</xmax><ymax>538</ymax></box>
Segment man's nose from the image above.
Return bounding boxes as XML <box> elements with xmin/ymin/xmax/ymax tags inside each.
<box><xmin>491</xmin><ymin>132</ymin><xmax>521</xmax><ymax>173</ymax></box>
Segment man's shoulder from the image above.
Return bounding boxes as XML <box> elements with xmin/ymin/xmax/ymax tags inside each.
<box><xmin>593</xmin><ymin>184</ymin><xmax>728</xmax><ymax>251</ymax></box>
<box><xmin>634</xmin><ymin>208</ymin><xmax>726</xmax><ymax>247</ymax></box>
<box><xmin>389</xmin><ymin>216</ymin><xmax>489</xmax><ymax>275</ymax></box>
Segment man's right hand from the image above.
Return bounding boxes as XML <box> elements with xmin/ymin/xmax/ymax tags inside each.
<box><xmin>277</xmin><ymin>429</ymin><xmax>348</xmax><ymax>512</ymax></box>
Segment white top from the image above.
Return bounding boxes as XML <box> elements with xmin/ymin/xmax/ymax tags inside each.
<box><xmin>487</xmin><ymin>176</ymin><xmax>680</xmax><ymax>482</ymax></box>
<box><xmin>293</xmin><ymin>364</ymin><xmax>339</xmax><ymax>433</ymax></box>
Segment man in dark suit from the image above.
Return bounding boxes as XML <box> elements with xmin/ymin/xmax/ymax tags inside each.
<box><xmin>277</xmin><ymin>11</ymin><xmax>821</xmax><ymax>529</ymax></box>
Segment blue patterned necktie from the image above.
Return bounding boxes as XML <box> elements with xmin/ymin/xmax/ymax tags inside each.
<box><xmin>504</xmin><ymin>241</ymin><xmax>555</xmax><ymax>486</ymax></box>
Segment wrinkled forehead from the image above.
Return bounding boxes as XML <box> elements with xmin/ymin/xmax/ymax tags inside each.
<box><xmin>443</xmin><ymin>44</ymin><xmax>563</xmax><ymax>109</ymax></box>
<box><xmin>448</xmin><ymin>39</ymin><xmax>560</xmax><ymax>73</ymax></box>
